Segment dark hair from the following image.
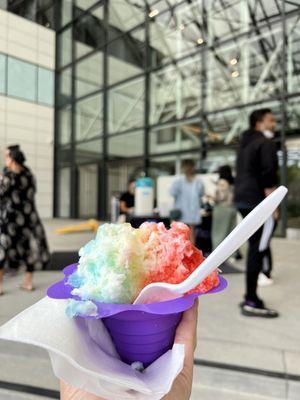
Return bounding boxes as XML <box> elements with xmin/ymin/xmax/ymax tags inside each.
<box><xmin>182</xmin><ymin>159</ymin><xmax>195</xmax><ymax>169</ymax></box>
<box><xmin>219</xmin><ymin>165</ymin><xmax>234</xmax><ymax>185</ymax></box>
<box><xmin>7</xmin><ymin>144</ymin><xmax>20</xmax><ymax>152</ymax></box>
<box><xmin>10</xmin><ymin>149</ymin><xmax>26</xmax><ymax>166</ymax></box>
<box><xmin>249</xmin><ymin>109</ymin><xmax>272</xmax><ymax>129</ymax></box>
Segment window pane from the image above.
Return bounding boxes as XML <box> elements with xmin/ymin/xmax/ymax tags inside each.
<box><xmin>0</xmin><ymin>0</ymin><xmax>7</xmax><ymax>10</ymax></box>
<box><xmin>108</xmin><ymin>131</ymin><xmax>144</xmax><ymax>158</ymax></box>
<box><xmin>149</xmin><ymin>156</ymin><xmax>176</xmax><ymax>179</ymax></box>
<box><xmin>58</xmin><ymin>28</ymin><xmax>72</xmax><ymax>67</ymax></box>
<box><xmin>58</xmin><ymin>167</ymin><xmax>71</xmax><ymax>218</ymax></box>
<box><xmin>76</xmin><ymin>0</ymin><xmax>99</xmax><ymax>11</ymax></box>
<box><xmin>201</xmin><ymin>149</ymin><xmax>236</xmax><ymax>174</ymax></box>
<box><xmin>78</xmin><ymin>163</ymin><xmax>98</xmax><ymax>218</ymax></box>
<box><xmin>76</xmin><ymin>93</ymin><xmax>103</xmax><ymax>141</ymax></box>
<box><xmin>38</xmin><ymin>68</ymin><xmax>54</xmax><ymax>106</ymax></box>
<box><xmin>150</xmin><ymin>122</ymin><xmax>201</xmax><ymax>154</ymax></box>
<box><xmin>74</xmin><ymin>9</ymin><xmax>105</xmax><ymax>59</ymax></box>
<box><xmin>36</xmin><ymin>1</ymin><xmax>55</xmax><ymax>29</ymax></box>
<box><xmin>205</xmin><ymin>100</ymin><xmax>282</xmax><ymax>145</ymax></box>
<box><xmin>61</xmin><ymin>0</ymin><xmax>72</xmax><ymax>27</ymax></box>
<box><xmin>0</xmin><ymin>54</ymin><xmax>6</xmax><ymax>93</ymax></box>
<box><xmin>7</xmin><ymin>57</ymin><xmax>37</xmax><ymax>102</ymax></box>
<box><xmin>57</xmin><ymin>67</ymin><xmax>72</xmax><ymax>107</ymax></box>
<box><xmin>108</xmin><ymin>77</ymin><xmax>144</xmax><ymax>134</ymax></box>
<box><xmin>150</xmin><ymin>55</ymin><xmax>202</xmax><ymax>125</ymax></box>
<box><xmin>76</xmin><ymin>139</ymin><xmax>103</xmax><ymax>163</ymax></box>
<box><xmin>58</xmin><ymin>106</ymin><xmax>72</xmax><ymax>145</ymax></box>
<box><xmin>287</xmin><ymin>15</ymin><xmax>300</xmax><ymax>95</ymax></box>
<box><xmin>75</xmin><ymin>51</ymin><xmax>103</xmax><ymax>98</ymax></box>
<box><xmin>107</xmin><ymin>159</ymin><xmax>144</xmax><ymax>215</ymax></box>
<box><xmin>109</xmin><ymin>0</ymin><xmax>145</xmax><ymax>41</ymax></box>
<box><xmin>150</xmin><ymin>3</ymin><xmax>203</xmax><ymax>69</ymax></box>
<box><xmin>206</xmin><ymin>24</ymin><xmax>283</xmax><ymax>112</ymax></box>
<box><xmin>108</xmin><ymin>28</ymin><xmax>145</xmax><ymax>85</ymax></box>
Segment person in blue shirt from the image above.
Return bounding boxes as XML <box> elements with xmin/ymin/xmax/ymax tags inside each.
<box><xmin>170</xmin><ymin>159</ymin><xmax>204</xmax><ymax>244</ymax></box>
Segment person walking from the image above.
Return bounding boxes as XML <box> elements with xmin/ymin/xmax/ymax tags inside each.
<box><xmin>235</xmin><ymin>108</ymin><xmax>279</xmax><ymax>318</ymax></box>
<box><xmin>212</xmin><ymin>165</ymin><xmax>236</xmax><ymax>251</ymax></box>
<box><xmin>170</xmin><ymin>159</ymin><xmax>204</xmax><ymax>244</ymax></box>
<box><xmin>0</xmin><ymin>148</ymin><xmax>50</xmax><ymax>295</ymax></box>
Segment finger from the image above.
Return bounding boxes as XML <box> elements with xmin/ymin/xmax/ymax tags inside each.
<box><xmin>174</xmin><ymin>299</ymin><xmax>198</xmax><ymax>367</ymax></box>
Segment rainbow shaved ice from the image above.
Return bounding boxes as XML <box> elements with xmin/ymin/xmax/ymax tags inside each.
<box><xmin>66</xmin><ymin>222</ymin><xmax>219</xmax><ymax>317</ymax></box>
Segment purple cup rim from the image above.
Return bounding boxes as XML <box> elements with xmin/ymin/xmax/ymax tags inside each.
<box><xmin>47</xmin><ymin>263</ymin><xmax>228</xmax><ymax>318</ymax></box>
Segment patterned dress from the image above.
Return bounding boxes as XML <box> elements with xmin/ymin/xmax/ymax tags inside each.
<box><xmin>0</xmin><ymin>167</ymin><xmax>50</xmax><ymax>272</ymax></box>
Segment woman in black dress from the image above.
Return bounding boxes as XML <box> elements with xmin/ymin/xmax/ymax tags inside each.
<box><xmin>0</xmin><ymin>149</ymin><xmax>50</xmax><ymax>294</ymax></box>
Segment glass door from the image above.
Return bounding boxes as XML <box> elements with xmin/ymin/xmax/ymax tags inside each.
<box><xmin>78</xmin><ymin>163</ymin><xmax>98</xmax><ymax>218</ymax></box>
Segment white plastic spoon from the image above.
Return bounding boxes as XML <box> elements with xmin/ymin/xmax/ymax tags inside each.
<box><xmin>134</xmin><ymin>186</ymin><xmax>288</xmax><ymax>304</ymax></box>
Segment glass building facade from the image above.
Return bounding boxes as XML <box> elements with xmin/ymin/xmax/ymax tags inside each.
<box><xmin>55</xmin><ymin>0</ymin><xmax>300</xmax><ymax>234</ymax></box>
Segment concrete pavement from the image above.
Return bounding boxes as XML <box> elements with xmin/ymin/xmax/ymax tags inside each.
<box><xmin>0</xmin><ymin>219</ymin><xmax>299</xmax><ymax>399</ymax></box>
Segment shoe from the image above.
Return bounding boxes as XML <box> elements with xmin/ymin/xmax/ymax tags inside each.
<box><xmin>20</xmin><ymin>285</ymin><xmax>35</xmax><ymax>292</ymax></box>
<box><xmin>258</xmin><ymin>273</ymin><xmax>274</xmax><ymax>287</ymax></box>
<box><xmin>240</xmin><ymin>300</ymin><xmax>279</xmax><ymax>318</ymax></box>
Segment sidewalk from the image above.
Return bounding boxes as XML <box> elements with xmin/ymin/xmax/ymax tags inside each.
<box><xmin>0</xmin><ymin>219</ymin><xmax>299</xmax><ymax>399</ymax></box>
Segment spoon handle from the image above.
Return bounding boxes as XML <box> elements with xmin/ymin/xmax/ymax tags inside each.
<box><xmin>176</xmin><ymin>186</ymin><xmax>288</xmax><ymax>295</ymax></box>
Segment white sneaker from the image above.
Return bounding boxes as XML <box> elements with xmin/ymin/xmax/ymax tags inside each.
<box><xmin>258</xmin><ymin>273</ymin><xmax>274</xmax><ymax>287</ymax></box>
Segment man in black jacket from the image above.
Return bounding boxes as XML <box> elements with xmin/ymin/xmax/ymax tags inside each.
<box><xmin>235</xmin><ymin>108</ymin><xmax>279</xmax><ymax>318</ymax></box>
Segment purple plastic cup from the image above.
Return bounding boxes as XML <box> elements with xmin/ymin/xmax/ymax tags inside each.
<box><xmin>47</xmin><ymin>264</ymin><xmax>227</xmax><ymax>367</ymax></box>
<box><xmin>102</xmin><ymin>306</ymin><xmax>183</xmax><ymax>367</ymax></box>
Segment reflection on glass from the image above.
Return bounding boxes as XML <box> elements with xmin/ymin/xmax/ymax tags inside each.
<box><xmin>150</xmin><ymin>56</ymin><xmax>202</xmax><ymax>125</ymax></box>
<box><xmin>57</xmin><ymin>67</ymin><xmax>72</xmax><ymax>107</ymax></box>
<box><xmin>58</xmin><ymin>27</ymin><xmax>72</xmax><ymax>67</ymax></box>
<box><xmin>0</xmin><ymin>54</ymin><xmax>6</xmax><ymax>93</ymax></box>
<box><xmin>74</xmin><ymin>10</ymin><xmax>105</xmax><ymax>59</ymax></box>
<box><xmin>201</xmin><ymin>149</ymin><xmax>236</xmax><ymax>174</ymax></box>
<box><xmin>109</xmin><ymin>0</ymin><xmax>144</xmax><ymax>40</ymax></box>
<box><xmin>76</xmin><ymin>139</ymin><xmax>103</xmax><ymax>163</ymax></box>
<box><xmin>206</xmin><ymin>25</ymin><xmax>283</xmax><ymax>112</ymax></box>
<box><xmin>7</xmin><ymin>57</ymin><xmax>37</xmax><ymax>102</ymax></box>
<box><xmin>287</xmin><ymin>16</ymin><xmax>300</xmax><ymax>94</ymax></box>
<box><xmin>58</xmin><ymin>167</ymin><xmax>71</xmax><ymax>218</ymax></box>
<box><xmin>57</xmin><ymin>147</ymin><xmax>72</xmax><ymax>167</ymax></box>
<box><xmin>108</xmin><ymin>29</ymin><xmax>145</xmax><ymax>85</ymax></box>
<box><xmin>286</xmin><ymin>140</ymin><xmax>300</xmax><ymax>228</ymax></box>
<box><xmin>149</xmin><ymin>155</ymin><xmax>176</xmax><ymax>178</ymax></box>
<box><xmin>286</xmin><ymin>99</ymin><xmax>300</xmax><ymax>227</ymax></box>
<box><xmin>150</xmin><ymin>2</ymin><xmax>202</xmax><ymax>68</ymax></box>
<box><xmin>208</xmin><ymin>0</ymin><xmax>283</xmax><ymax>44</ymax></box>
<box><xmin>150</xmin><ymin>122</ymin><xmax>201</xmax><ymax>154</ymax></box>
<box><xmin>76</xmin><ymin>94</ymin><xmax>103</xmax><ymax>141</ymax></box>
<box><xmin>75</xmin><ymin>51</ymin><xmax>103</xmax><ymax>98</ymax></box>
<box><xmin>76</xmin><ymin>0</ymin><xmax>99</xmax><ymax>11</ymax></box>
<box><xmin>5</xmin><ymin>0</ymin><xmax>55</xmax><ymax>27</ymax></box>
<box><xmin>108</xmin><ymin>77</ymin><xmax>144</xmax><ymax>133</ymax></box>
<box><xmin>38</xmin><ymin>68</ymin><xmax>54</xmax><ymax>106</ymax></box>
<box><xmin>58</xmin><ymin>106</ymin><xmax>72</xmax><ymax>145</ymax></box>
<box><xmin>61</xmin><ymin>0</ymin><xmax>72</xmax><ymax>27</ymax></box>
<box><xmin>206</xmin><ymin>100</ymin><xmax>281</xmax><ymax>145</ymax></box>
<box><xmin>79</xmin><ymin>163</ymin><xmax>98</xmax><ymax>218</ymax></box>
<box><xmin>107</xmin><ymin>160</ymin><xmax>144</xmax><ymax>214</ymax></box>
<box><xmin>108</xmin><ymin>131</ymin><xmax>144</xmax><ymax>158</ymax></box>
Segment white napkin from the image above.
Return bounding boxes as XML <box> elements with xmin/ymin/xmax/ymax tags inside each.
<box><xmin>0</xmin><ymin>297</ymin><xmax>185</xmax><ymax>400</ymax></box>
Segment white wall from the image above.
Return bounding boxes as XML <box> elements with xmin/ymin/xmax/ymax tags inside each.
<box><xmin>0</xmin><ymin>9</ymin><xmax>55</xmax><ymax>69</ymax></box>
<box><xmin>0</xmin><ymin>9</ymin><xmax>55</xmax><ymax>218</ymax></box>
